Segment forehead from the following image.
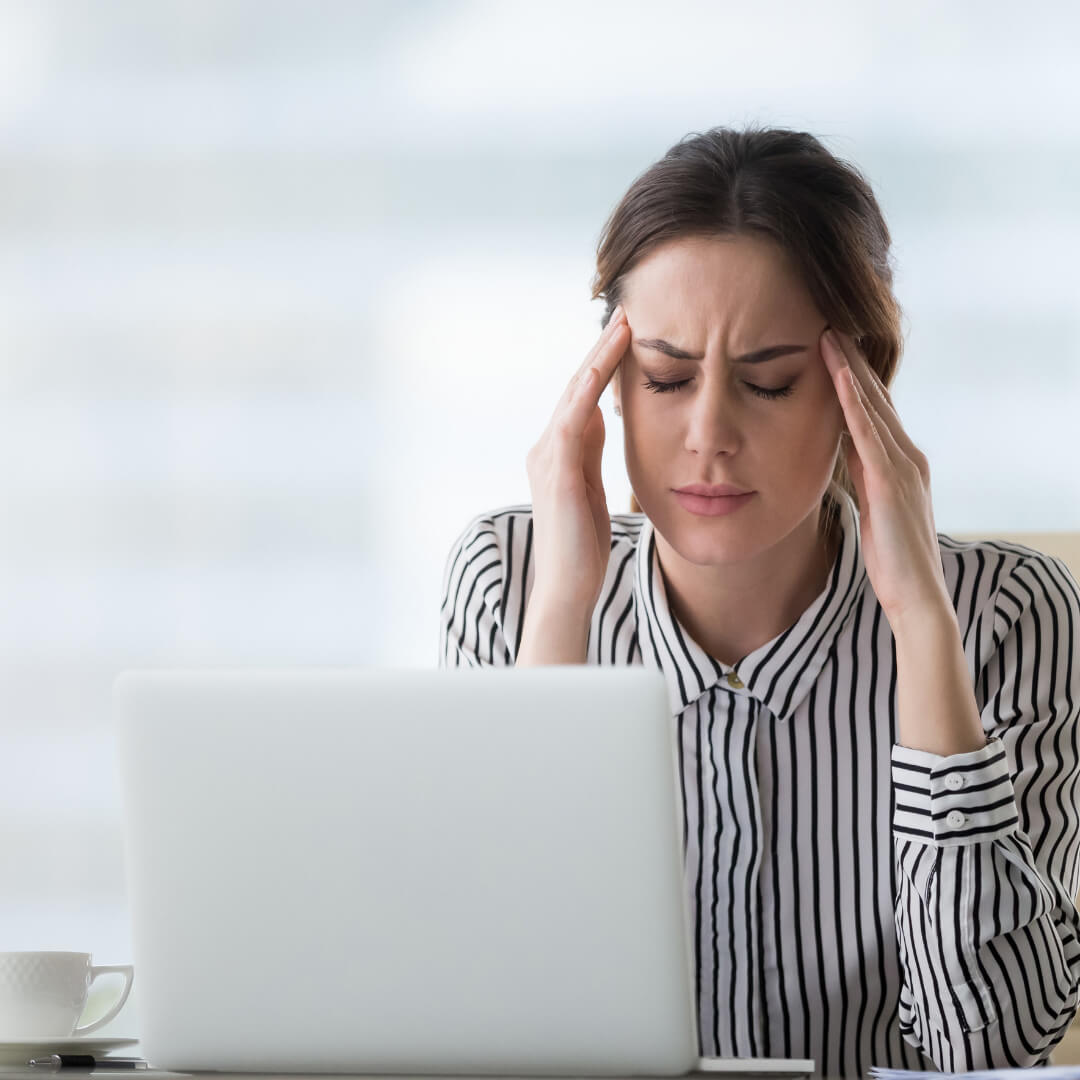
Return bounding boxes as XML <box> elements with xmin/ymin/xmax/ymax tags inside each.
<box><xmin>622</xmin><ymin>234</ymin><xmax>818</xmax><ymax>328</ymax></box>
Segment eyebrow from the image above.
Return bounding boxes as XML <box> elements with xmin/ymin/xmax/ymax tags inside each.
<box><xmin>635</xmin><ymin>338</ymin><xmax>809</xmax><ymax>364</ymax></box>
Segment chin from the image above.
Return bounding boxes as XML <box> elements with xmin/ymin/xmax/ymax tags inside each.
<box><xmin>651</xmin><ymin>504</ymin><xmax>768</xmax><ymax>567</ymax></box>
<box><xmin>678</xmin><ymin>533</ymin><xmax>766</xmax><ymax>567</ymax></box>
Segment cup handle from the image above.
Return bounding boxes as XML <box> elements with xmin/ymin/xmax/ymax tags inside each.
<box><xmin>73</xmin><ymin>965</ymin><xmax>135</xmax><ymax>1036</ymax></box>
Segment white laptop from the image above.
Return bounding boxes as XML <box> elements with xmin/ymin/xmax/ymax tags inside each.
<box><xmin>113</xmin><ymin>666</ymin><xmax>813</xmax><ymax>1078</ymax></box>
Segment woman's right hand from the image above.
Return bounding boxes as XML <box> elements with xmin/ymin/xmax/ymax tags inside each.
<box><xmin>524</xmin><ymin>304</ymin><xmax>630</xmax><ymax>619</ymax></box>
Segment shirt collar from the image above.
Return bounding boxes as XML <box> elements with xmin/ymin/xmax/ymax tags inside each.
<box><xmin>633</xmin><ymin>483</ymin><xmax>868</xmax><ymax>720</ymax></box>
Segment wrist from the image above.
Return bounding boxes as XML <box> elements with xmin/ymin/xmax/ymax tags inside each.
<box><xmin>515</xmin><ymin>594</ymin><xmax>592</xmax><ymax>667</ymax></box>
<box><xmin>888</xmin><ymin>593</ymin><xmax>958</xmax><ymax>644</ymax></box>
<box><xmin>892</xmin><ymin>601</ymin><xmax>986</xmax><ymax>757</ymax></box>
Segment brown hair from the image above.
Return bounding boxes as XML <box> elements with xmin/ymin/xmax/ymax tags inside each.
<box><xmin>589</xmin><ymin>124</ymin><xmax>905</xmax><ymax>542</ymax></box>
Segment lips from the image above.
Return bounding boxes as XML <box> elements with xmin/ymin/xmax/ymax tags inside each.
<box><xmin>674</xmin><ymin>483</ymin><xmax>753</xmax><ymax>497</ymax></box>
<box><xmin>673</xmin><ymin>487</ymin><xmax>755</xmax><ymax>518</ymax></box>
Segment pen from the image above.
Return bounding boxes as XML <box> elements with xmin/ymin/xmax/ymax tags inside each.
<box><xmin>27</xmin><ymin>1055</ymin><xmax>148</xmax><ymax>1070</ymax></box>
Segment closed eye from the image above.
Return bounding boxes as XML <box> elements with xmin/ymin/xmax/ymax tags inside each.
<box><xmin>641</xmin><ymin>377</ymin><xmax>795</xmax><ymax>401</ymax></box>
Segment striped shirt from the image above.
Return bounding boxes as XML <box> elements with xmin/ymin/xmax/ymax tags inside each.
<box><xmin>438</xmin><ymin>484</ymin><xmax>1080</xmax><ymax>1076</ymax></box>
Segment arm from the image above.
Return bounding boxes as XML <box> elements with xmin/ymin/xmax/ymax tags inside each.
<box><xmin>891</xmin><ymin>553</ymin><xmax>1080</xmax><ymax>1070</ymax></box>
<box><xmin>439</xmin><ymin>514</ymin><xmax>514</xmax><ymax>668</ymax></box>
<box><xmin>516</xmin><ymin>597</ymin><xmax>591</xmax><ymax>666</ymax></box>
<box><xmin>437</xmin><ymin>511</ymin><xmax>592</xmax><ymax>668</ymax></box>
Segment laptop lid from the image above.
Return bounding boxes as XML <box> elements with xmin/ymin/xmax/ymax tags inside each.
<box><xmin>113</xmin><ymin>666</ymin><xmax>699</xmax><ymax>1076</ymax></box>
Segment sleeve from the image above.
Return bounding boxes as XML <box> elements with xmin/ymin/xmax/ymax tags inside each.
<box><xmin>890</xmin><ymin>551</ymin><xmax>1080</xmax><ymax>1071</ymax></box>
<box><xmin>438</xmin><ymin>512</ymin><xmax>515</xmax><ymax>668</ymax></box>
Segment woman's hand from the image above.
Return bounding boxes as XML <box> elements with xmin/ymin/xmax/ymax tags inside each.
<box><xmin>524</xmin><ymin>305</ymin><xmax>630</xmax><ymax>618</ymax></box>
<box><xmin>820</xmin><ymin>327</ymin><xmax>953</xmax><ymax>632</ymax></box>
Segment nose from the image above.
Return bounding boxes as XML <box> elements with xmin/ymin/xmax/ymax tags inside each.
<box><xmin>682</xmin><ymin>380</ymin><xmax>742</xmax><ymax>458</ymax></box>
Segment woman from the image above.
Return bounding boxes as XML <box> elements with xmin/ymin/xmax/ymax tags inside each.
<box><xmin>438</xmin><ymin>125</ymin><xmax>1080</xmax><ymax>1076</ymax></box>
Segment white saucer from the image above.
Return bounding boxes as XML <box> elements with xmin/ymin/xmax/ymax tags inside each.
<box><xmin>0</xmin><ymin>1036</ymin><xmax>139</xmax><ymax>1067</ymax></box>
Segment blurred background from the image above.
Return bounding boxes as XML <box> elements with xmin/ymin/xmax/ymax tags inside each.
<box><xmin>1</xmin><ymin>0</ymin><xmax>1078</xmax><ymax>1034</ymax></box>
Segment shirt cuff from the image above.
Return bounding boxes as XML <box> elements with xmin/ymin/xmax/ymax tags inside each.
<box><xmin>891</xmin><ymin>736</ymin><xmax>1019</xmax><ymax>846</ymax></box>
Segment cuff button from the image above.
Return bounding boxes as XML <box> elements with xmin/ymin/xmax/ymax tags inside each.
<box><xmin>946</xmin><ymin>809</ymin><xmax>967</xmax><ymax>829</ymax></box>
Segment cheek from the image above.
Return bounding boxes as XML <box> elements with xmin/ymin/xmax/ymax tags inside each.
<box><xmin>621</xmin><ymin>410</ymin><xmax>666</xmax><ymax>469</ymax></box>
<box><xmin>804</xmin><ymin>365</ymin><xmax>844</xmax><ymax>431</ymax></box>
<box><xmin>779</xmin><ymin>380</ymin><xmax>844</xmax><ymax>462</ymax></box>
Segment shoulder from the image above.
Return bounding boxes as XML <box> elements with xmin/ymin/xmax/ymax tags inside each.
<box><xmin>610</xmin><ymin>510</ymin><xmax>649</xmax><ymax>552</ymax></box>
<box><xmin>444</xmin><ymin>504</ymin><xmax>533</xmax><ymax>559</ymax></box>
<box><xmin>441</xmin><ymin>504</ymin><xmax>534</xmax><ymax>598</ymax></box>
<box><xmin>936</xmin><ymin>530</ymin><xmax>1080</xmax><ymax>642</ymax></box>
<box><xmin>444</xmin><ymin>505</ymin><xmax>649</xmax><ymax>573</ymax></box>
<box><xmin>441</xmin><ymin>505</ymin><xmax>649</xmax><ymax>664</ymax></box>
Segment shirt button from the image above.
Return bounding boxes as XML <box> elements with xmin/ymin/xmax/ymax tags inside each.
<box><xmin>944</xmin><ymin>773</ymin><xmax>966</xmax><ymax>791</ymax></box>
<box><xmin>726</xmin><ymin>671</ymin><xmax>744</xmax><ymax>689</ymax></box>
<box><xmin>946</xmin><ymin>809</ymin><xmax>967</xmax><ymax>829</ymax></box>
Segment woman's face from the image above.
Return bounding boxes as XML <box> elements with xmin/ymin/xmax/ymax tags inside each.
<box><xmin>612</xmin><ymin>233</ymin><xmax>844</xmax><ymax>566</ymax></box>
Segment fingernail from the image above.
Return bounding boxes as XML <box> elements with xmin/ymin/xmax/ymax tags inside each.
<box><xmin>611</xmin><ymin>304</ymin><xmax>624</xmax><ymax>322</ymax></box>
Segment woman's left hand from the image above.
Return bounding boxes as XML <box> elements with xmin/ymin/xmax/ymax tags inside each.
<box><xmin>820</xmin><ymin>327</ymin><xmax>953</xmax><ymax>632</ymax></box>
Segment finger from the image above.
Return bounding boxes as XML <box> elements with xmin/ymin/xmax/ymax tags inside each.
<box><xmin>844</xmin><ymin>348</ymin><xmax>928</xmax><ymax>484</ymax></box>
<box><xmin>571</xmin><ymin>306</ymin><xmax>626</xmax><ymax>387</ymax></box>
<box><xmin>821</xmin><ymin>328</ymin><xmax>915</xmax><ymax>459</ymax></box>
<box><xmin>830</xmin><ymin>331</ymin><xmax>933</xmax><ymax>484</ymax></box>
<box><xmin>550</xmin><ymin>373</ymin><xmax>599</xmax><ymax>472</ymax></box>
<box><xmin>850</xmin><ymin>364</ymin><xmax>906</xmax><ymax>465</ymax></box>
<box><xmin>843</xmin><ymin>433</ymin><xmax>867</xmax><ymax>502</ymax></box>
<box><xmin>835</xmin><ymin>363</ymin><xmax>893</xmax><ymax>474</ymax></box>
<box><xmin>564</xmin><ymin>319</ymin><xmax>629</xmax><ymax>409</ymax></box>
<box><xmin>553</xmin><ymin>335</ymin><xmax>626</xmax><ymax>469</ymax></box>
<box><xmin>581</xmin><ymin>405</ymin><xmax>605</xmax><ymax>490</ymax></box>
<box><xmin>846</xmin><ymin>347</ymin><xmax>903</xmax><ymax>439</ymax></box>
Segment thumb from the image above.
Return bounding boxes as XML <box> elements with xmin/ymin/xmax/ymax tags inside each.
<box><xmin>582</xmin><ymin>405</ymin><xmax>605</xmax><ymax>490</ymax></box>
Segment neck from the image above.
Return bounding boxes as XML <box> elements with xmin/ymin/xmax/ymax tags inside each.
<box><xmin>654</xmin><ymin>497</ymin><xmax>841</xmax><ymax>668</ymax></box>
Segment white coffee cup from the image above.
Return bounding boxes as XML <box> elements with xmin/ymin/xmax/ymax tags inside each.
<box><xmin>0</xmin><ymin>952</ymin><xmax>134</xmax><ymax>1040</ymax></box>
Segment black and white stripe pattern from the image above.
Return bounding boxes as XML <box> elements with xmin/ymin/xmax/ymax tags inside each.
<box><xmin>438</xmin><ymin>485</ymin><xmax>1080</xmax><ymax>1076</ymax></box>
